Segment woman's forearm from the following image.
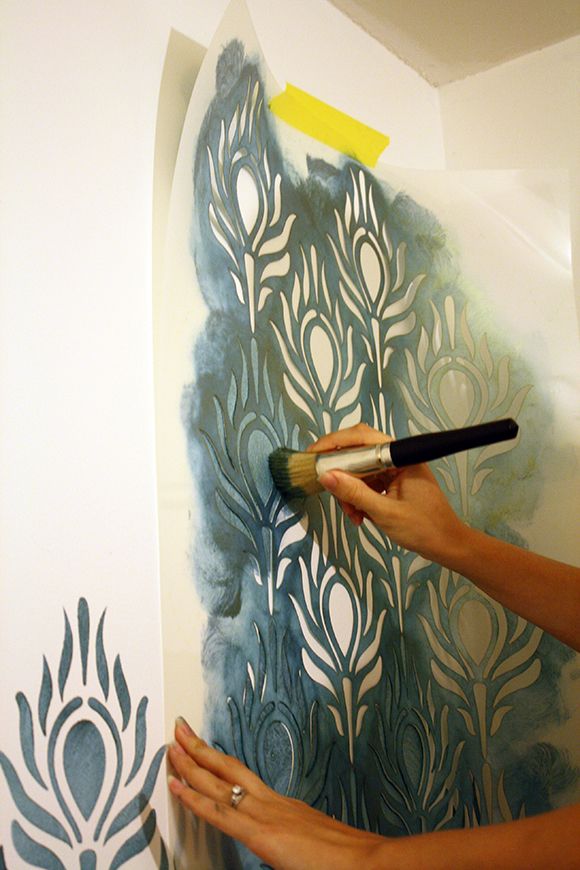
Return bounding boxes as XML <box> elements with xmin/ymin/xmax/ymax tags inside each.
<box><xmin>438</xmin><ymin>524</ymin><xmax>580</xmax><ymax>652</ymax></box>
<box><xmin>374</xmin><ymin>802</ymin><xmax>580</xmax><ymax>870</ymax></box>
<box><xmin>320</xmin><ymin>458</ymin><xmax>580</xmax><ymax>651</ymax></box>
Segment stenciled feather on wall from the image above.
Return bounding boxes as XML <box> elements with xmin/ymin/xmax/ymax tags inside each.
<box><xmin>159</xmin><ymin>1</ymin><xmax>580</xmax><ymax>866</ymax></box>
<box><xmin>0</xmin><ymin>598</ymin><xmax>168</xmax><ymax>868</ymax></box>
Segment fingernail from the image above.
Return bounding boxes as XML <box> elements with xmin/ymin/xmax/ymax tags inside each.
<box><xmin>170</xmin><ymin>741</ymin><xmax>186</xmax><ymax>755</ymax></box>
<box><xmin>176</xmin><ymin>716</ymin><xmax>193</xmax><ymax>736</ymax></box>
<box><xmin>319</xmin><ymin>471</ymin><xmax>338</xmax><ymax>491</ymax></box>
<box><xmin>168</xmin><ymin>774</ymin><xmax>183</xmax><ymax>794</ymax></box>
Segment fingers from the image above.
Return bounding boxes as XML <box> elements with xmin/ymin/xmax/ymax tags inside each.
<box><xmin>337</xmin><ymin>469</ymin><xmax>400</xmax><ymax>525</ymax></box>
<box><xmin>168</xmin><ymin>741</ymin><xmax>237</xmax><ymax>807</ymax></box>
<box><xmin>338</xmin><ymin>498</ymin><xmax>366</xmax><ymax>526</ymax></box>
<box><xmin>168</xmin><ymin>775</ymin><xmax>260</xmax><ymax>842</ymax></box>
<box><xmin>173</xmin><ymin>719</ymin><xmax>271</xmax><ymax>799</ymax></box>
<box><xmin>308</xmin><ymin>423</ymin><xmax>391</xmax><ymax>454</ymax></box>
<box><xmin>168</xmin><ymin>721</ymin><xmax>263</xmax><ymax>829</ymax></box>
<box><xmin>167</xmin><ymin>719</ymin><xmax>387</xmax><ymax>868</ymax></box>
<box><xmin>368</xmin><ymin>469</ymin><xmax>399</xmax><ymax>492</ymax></box>
<box><xmin>320</xmin><ymin>471</ymin><xmax>397</xmax><ymax>527</ymax></box>
<box><xmin>307</xmin><ymin>426</ymin><xmax>396</xmax><ymax>530</ymax></box>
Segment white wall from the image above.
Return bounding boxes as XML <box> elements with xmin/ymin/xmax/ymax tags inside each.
<box><xmin>1</xmin><ymin>0</ymin><xmax>577</xmax><ymax>862</ymax></box>
<box><xmin>0</xmin><ymin>1</ymin><xmax>441</xmax><ymax>865</ymax></box>
<box><xmin>439</xmin><ymin>35</ymin><xmax>580</xmax><ymax>585</ymax></box>
<box><xmin>440</xmin><ymin>36</ymin><xmax>580</xmax><ymax>317</ymax></box>
<box><xmin>249</xmin><ymin>0</ymin><xmax>445</xmax><ymax>169</ymax></box>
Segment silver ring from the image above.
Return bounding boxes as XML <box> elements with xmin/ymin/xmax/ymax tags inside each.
<box><xmin>230</xmin><ymin>783</ymin><xmax>246</xmax><ymax>808</ymax></box>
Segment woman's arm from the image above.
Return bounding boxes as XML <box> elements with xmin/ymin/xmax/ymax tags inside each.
<box><xmin>312</xmin><ymin>424</ymin><xmax>580</xmax><ymax>651</ymax></box>
<box><xmin>441</xmin><ymin>525</ymin><xmax>580</xmax><ymax>652</ymax></box>
<box><xmin>167</xmin><ymin>720</ymin><xmax>580</xmax><ymax>870</ymax></box>
<box><xmin>379</xmin><ymin>801</ymin><xmax>580</xmax><ymax>869</ymax></box>
<box><xmin>167</xmin><ymin>424</ymin><xmax>580</xmax><ymax>866</ymax></box>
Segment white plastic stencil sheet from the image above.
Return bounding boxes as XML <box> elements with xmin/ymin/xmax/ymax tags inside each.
<box><xmin>157</xmin><ymin>0</ymin><xmax>580</xmax><ymax>865</ymax></box>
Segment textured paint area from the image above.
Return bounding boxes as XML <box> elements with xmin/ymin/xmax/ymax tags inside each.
<box><xmin>175</xmin><ymin>15</ymin><xmax>578</xmax><ymax>870</ymax></box>
<box><xmin>63</xmin><ymin>721</ymin><xmax>106</xmax><ymax>820</ymax></box>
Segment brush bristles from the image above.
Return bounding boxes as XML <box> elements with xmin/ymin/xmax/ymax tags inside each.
<box><xmin>268</xmin><ymin>448</ymin><xmax>322</xmax><ymax>498</ymax></box>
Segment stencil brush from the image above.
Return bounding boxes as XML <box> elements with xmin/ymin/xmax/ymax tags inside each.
<box><xmin>269</xmin><ymin>418</ymin><xmax>518</xmax><ymax>499</ymax></box>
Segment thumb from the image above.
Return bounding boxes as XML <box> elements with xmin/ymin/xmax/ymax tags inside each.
<box><xmin>319</xmin><ymin>471</ymin><xmax>393</xmax><ymax>520</ymax></box>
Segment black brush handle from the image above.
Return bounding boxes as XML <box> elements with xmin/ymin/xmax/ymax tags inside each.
<box><xmin>389</xmin><ymin>418</ymin><xmax>519</xmax><ymax>468</ymax></box>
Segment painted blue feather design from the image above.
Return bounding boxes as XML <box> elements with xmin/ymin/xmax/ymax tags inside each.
<box><xmin>0</xmin><ymin>598</ymin><xmax>167</xmax><ymax>868</ymax></box>
<box><xmin>183</xmin><ymin>37</ymin><xmax>576</xmax><ymax>867</ymax></box>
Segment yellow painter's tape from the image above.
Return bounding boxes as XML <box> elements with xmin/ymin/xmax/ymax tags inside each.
<box><xmin>269</xmin><ymin>83</ymin><xmax>389</xmax><ymax>168</ymax></box>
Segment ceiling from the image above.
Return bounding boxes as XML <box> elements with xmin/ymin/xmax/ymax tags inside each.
<box><xmin>328</xmin><ymin>0</ymin><xmax>580</xmax><ymax>86</ymax></box>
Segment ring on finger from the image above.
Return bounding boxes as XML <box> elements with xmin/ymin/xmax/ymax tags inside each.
<box><xmin>230</xmin><ymin>783</ymin><xmax>246</xmax><ymax>808</ymax></box>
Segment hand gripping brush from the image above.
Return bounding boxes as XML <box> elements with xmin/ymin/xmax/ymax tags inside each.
<box><xmin>268</xmin><ymin>418</ymin><xmax>519</xmax><ymax>499</ymax></box>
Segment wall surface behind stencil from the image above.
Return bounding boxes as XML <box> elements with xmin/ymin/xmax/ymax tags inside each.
<box><xmin>440</xmin><ymin>34</ymin><xmax>580</xmax><ymax>809</ymax></box>
<box><xmin>440</xmin><ymin>35</ymin><xmax>580</xmax><ymax>568</ymax></box>
<box><xmin>0</xmin><ymin>0</ymin><xmax>441</xmax><ymax>865</ymax></box>
<box><xmin>440</xmin><ymin>35</ymin><xmax>579</xmax><ymax>302</ymax></box>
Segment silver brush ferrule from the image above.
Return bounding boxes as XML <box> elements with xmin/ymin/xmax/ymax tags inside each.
<box><xmin>315</xmin><ymin>443</ymin><xmax>393</xmax><ymax>479</ymax></box>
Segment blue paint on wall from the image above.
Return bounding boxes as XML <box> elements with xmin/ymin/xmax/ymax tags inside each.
<box><xmin>0</xmin><ymin>599</ymin><xmax>166</xmax><ymax>867</ymax></box>
<box><xmin>183</xmin><ymin>40</ymin><xmax>576</xmax><ymax>868</ymax></box>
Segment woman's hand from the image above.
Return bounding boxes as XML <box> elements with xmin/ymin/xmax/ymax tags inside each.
<box><xmin>168</xmin><ymin>721</ymin><xmax>580</xmax><ymax>870</ymax></box>
<box><xmin>311</xmin><ymin>424</ymin><xmax>580</xmax><ymax>651</ymax></box>
<box><xmin>309</xmin><ymin>423</ymin><xmax>467</xmax><ymax>564</ymax></box>
<box><xmin>167</xmin><ymin>719</ymin><xmax>388</xmax><ymax>870</ymax></box>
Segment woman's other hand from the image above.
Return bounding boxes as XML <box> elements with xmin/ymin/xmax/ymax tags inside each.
<box><xmin>167</xmin><ymin>718</ymin><xmax>388</xmax><ymax>870</ymax></box>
